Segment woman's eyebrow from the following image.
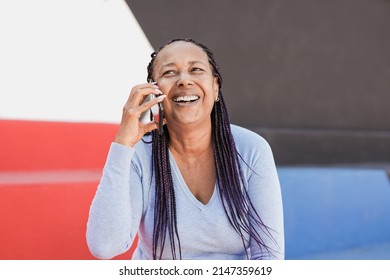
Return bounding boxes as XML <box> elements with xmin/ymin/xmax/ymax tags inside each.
<box><xmin>188</xmin><ymin>60</ymin><xmax>207</xmax><ymax>66</ymax></box>
<box><xmin>160</xmin><ymin>62</ymin><xmax>175</xmax><ymax>69</ymax></box>
<box><xmin>160</xmin><ymin>61</ymin><xmax>207</xmax><ymax>69</ymax></box>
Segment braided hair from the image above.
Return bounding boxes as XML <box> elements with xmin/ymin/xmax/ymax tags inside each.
<box><xmin>147</xmin><ymin>38</ymin><xmax>275</xmax><ymax>259</ymax></box>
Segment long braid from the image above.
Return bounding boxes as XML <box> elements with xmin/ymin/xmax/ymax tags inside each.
<box><xmin>212</xmin><ymin>93</ymin><xmax>276</xmax><ymax>258</ymax></box>
<box><xmin>151</xmin><ymin>127</ymin><xmax>181</xmax><ymax>259</ymax></box>
<box><xmin>148</xmin><ymin>38</ymin><xmax>276</xmax><ymax>259</ymax></box>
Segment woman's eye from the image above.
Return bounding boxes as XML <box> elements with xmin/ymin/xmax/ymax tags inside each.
<box><xmin>162</xmin><ymin>70</ymin><xmax>175</xmax><ymax>76</ymax></box>
<box><xmin>192</xmin><ymin>67</ymin><xmax>203</xmax><ymax>72</ymax></box>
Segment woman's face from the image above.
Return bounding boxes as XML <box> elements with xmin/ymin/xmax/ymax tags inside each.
<box><xmin>152</xmin><ymin>41</ymin><xmax>219</xmax><ymax>128</ymax></box>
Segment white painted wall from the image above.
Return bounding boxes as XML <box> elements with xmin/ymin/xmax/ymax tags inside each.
<box><xmin>0</xmin><ymin>0</ymin><xmax>154</xmax><ymax>123</ymax></box>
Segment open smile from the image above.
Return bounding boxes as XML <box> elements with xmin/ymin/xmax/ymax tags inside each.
<box><xmin>173</xmin><ymin>95</ymin><xmax>200</xmax><ymax>103</ymax></box>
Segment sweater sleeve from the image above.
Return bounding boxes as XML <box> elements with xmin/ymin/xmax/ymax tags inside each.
<box><xmin>246</xmin><ymin>136</ymin><xmax>285</xmax><ymax>260</ymax></box>
<box><xmin>86</xmin><ymin>142</ymin><xmax>143</xmax><ymax>259</ymax></box>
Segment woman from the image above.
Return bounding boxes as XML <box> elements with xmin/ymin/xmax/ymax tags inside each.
<box><xmin>86</xmin><ymin>38</ymin><xmax>284</xmax><ymax>260</ymax></box>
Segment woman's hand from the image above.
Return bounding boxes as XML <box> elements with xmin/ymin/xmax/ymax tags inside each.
<box><xmin>114</xmin><ymin>83</ymin><xmax>166</xmax><ymax>147</ymax></box>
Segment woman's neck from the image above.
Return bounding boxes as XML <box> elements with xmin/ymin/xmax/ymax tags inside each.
<box><xmin>167</xmin><ymin>121</ymin><xmax>213</xmax><ymax>157</ymax></box>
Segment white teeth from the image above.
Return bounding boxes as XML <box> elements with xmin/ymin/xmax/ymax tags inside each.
<box><xmin>173</xmin><ymin>95</ymin><xmax>199</xmax><ymax>102</ymax></box>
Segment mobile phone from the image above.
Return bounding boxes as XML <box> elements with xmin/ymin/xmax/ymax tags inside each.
<box><xmin>139</xmin><ymin>82</ymin><xmax>164</xmax><ymax>135</ymax></box>
<box><xmin>156</xmin><ymin>95</ymin><xmax>164</xmax><ymax>135</ymax></box>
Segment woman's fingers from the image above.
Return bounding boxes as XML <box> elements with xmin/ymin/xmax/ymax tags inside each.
<box><xmin>114</xmin><ymin>83</ymin><xmax>166</xmax><ymax>147</ymax></box>
<box><xmin>122</xmin><ymin>83</ymin><xmax>164</xmax><ymax>120</ymax></box>
<box><xmin>126</xmin><ymin>83</ymin><xmax>163</xmax><ymax>107</ymax></box>
<box><xmin>122</xmin><ymin>94</ymin><xmax>165</xmax><ymax>124</ymax></box>
<box><xmin>139</xmin><ymin>94</ymin><xmax>166</xmax><ymax>112</ymax></box>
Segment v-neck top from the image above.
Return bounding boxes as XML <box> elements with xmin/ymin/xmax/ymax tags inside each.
<box><xmin>169</xmin><ymin>150</ymin><xmax>218</xmax><ymax>212</ymax></box>
<box><xmin>86</xmin><ymin>125</ymin><xmax>284</xmax><ymax>260</ymax></box>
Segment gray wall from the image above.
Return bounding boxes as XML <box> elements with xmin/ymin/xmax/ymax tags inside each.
<box><xmin>126</xmin><ymin>0</ymin><xmax>390</xmax><ymax>165</ymax></box>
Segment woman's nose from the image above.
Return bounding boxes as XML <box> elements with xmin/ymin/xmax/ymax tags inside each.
<box><xmin>176</xmin><ymin>72</ymin><xmax>193</xmax><ymax>87</ymax></box>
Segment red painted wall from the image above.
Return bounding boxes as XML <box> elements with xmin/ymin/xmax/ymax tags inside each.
<box><xmin>1</xmin><ymin>120</ymin><xmax>118</xmax><ymax>171</ymax></box>
<box><xmin>0</xmin><ymin>120</ymin><xmax>136</xmax><ymax>259</ymax></box>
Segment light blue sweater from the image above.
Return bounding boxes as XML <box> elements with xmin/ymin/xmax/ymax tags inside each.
<box><xmin>86</xmin><ymin>125</ymin><xmax>284</xmax><ymax>260</ymax></box>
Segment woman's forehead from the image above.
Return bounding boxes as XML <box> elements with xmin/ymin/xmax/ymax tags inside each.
<box><xmin>154</xmin><ymin>41</ymin><xmax>209</xmax><ymax>66</ymax></box>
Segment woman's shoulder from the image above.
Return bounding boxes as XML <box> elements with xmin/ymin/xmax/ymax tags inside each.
<box><xmin>131</xmin><ymin>133</ymin><xmax>153</xmax><ymax>165</ymax></box>
<box><xmin>230</xmin><ymin>124</ymin><xmax>273</xmax><ymax>161</ymax></box>
<box><xmin>230</xmin><ymin>124</ymin><xmax>270</xmax><ymax>147</ymax></box>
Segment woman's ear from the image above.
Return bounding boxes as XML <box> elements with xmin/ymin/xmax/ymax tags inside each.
<box><xmin>213</xmin><ymin>76</ymin><xmax>219</xmax><ymax>100</ymax></box>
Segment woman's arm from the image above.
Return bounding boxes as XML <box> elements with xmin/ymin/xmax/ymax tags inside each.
<box><xmin>86</xmin><ymin>142</ymin><xmax>142</xmax><ymax>259</ymax></box>
<box><xmin>86</xmin><ymin>83</ymin><xmax>165</xmax><ymax>259</ymax></box>
<box><xmin>247</xmin><ymin>137</ymin><xmax>285</xmax><ymax>260</ymax></box>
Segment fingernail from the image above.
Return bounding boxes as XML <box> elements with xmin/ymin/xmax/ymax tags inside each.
<box><xmin>157</xmin><ymin>95</ymin><xmax>166</xmax><ymax>100</ymax></box>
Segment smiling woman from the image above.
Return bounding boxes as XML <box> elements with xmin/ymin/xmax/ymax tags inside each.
<box><xmin>150</xmin><ymin>41</ymin><xmax>219</xmax><ymax>131</ymax></box>
<box><xmin>86</xmin><ymin>38</ymin><xmax>285</xmax><ymax>260</ymax></box>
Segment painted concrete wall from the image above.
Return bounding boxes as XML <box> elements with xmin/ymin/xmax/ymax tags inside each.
<box><xmin>1</xmin><ymin>0</ymin><xmax>389</xmax><ymax>165</ymax></box>
<box><xmin>0</xmin><ymin>0</ymin><xmax>153</xmax><ymax>123</ymax></box>
<box><xmin>127</xmin><ymin>0</ymin><xmax>390</xmax><ymax>165</ymax></box>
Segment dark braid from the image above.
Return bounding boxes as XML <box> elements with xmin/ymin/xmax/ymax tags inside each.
<box><xmin>212</xmin><ymin>93</ymin><xmax>277</xmax><ymax>259</ymax></box>
<box><xmin>151</xmin><ymin>128</ymin><xmax>181</xmax><ymax>259</ymax></box>
<box><xmin>148</xmin><ymin>38</ymin><xmax>275</xmax><ymax>259</ymax></box>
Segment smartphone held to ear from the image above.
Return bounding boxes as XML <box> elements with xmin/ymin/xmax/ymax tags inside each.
<box><xmin>155</xmin><ymin>96</ymin><xmax>164</xmax><ymax>135</ymax></box>
<box><xmin>139</xmin><ymin>84</ymin><xmax>164</xmax><ymax>135</ymax></box>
